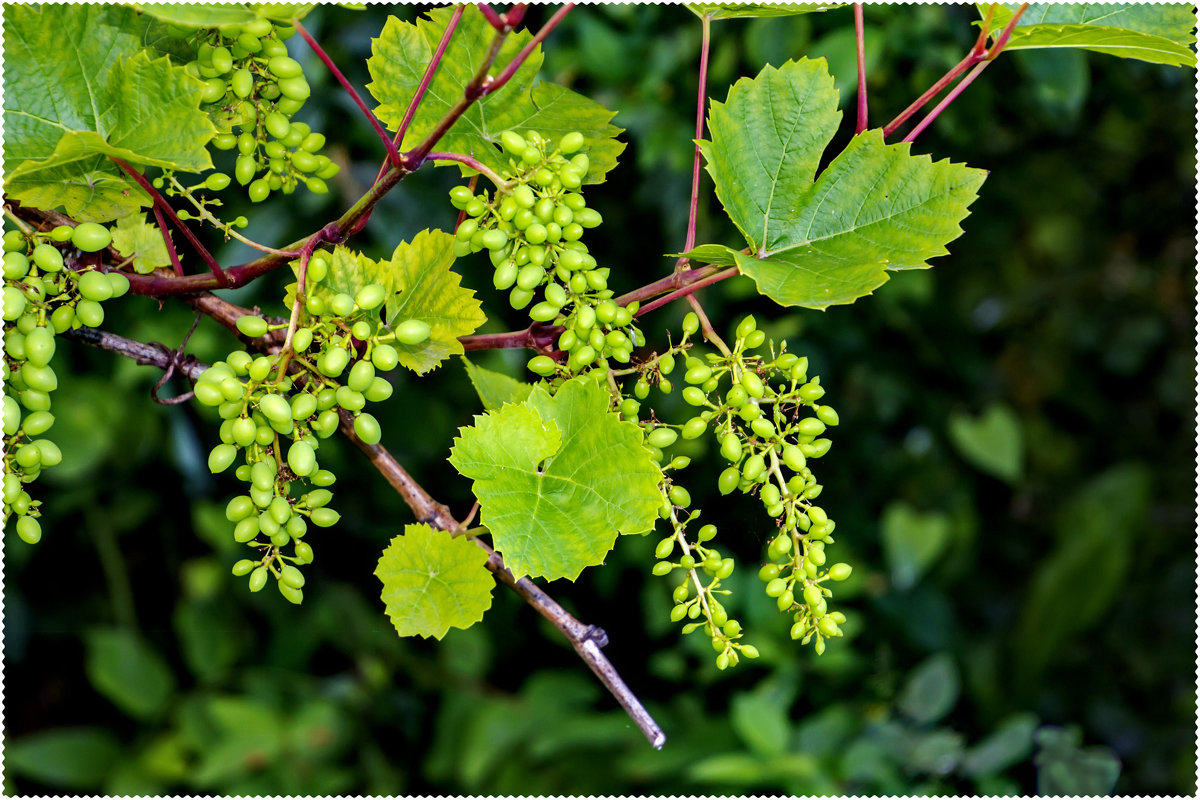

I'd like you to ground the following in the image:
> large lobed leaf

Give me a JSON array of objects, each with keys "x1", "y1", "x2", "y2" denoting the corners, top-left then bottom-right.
[
  {"x1": 449, "y1": 377, "x2": 662, "y2": 581},
  {"x1": 136, "y1": 2, "x2": 316, "y2": 28},
  {"x1": 3, "y1": 5, "x2": 216, "y2": 221},
  {"x1": 367, "y1": 5, "x2": 624, "y2": 184},
  {"x1": 693, "y1": 58, "x2": 986, "y2": 309},
  {"x1": 981, "y1": 3, "x2": 1197, "y2": 67},
  {"x1": 375, "y1": 523, "x2": 495, "y2": 639}
]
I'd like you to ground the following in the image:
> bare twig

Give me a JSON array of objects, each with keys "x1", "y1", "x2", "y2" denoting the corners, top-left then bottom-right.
[{"x1": 68, "y1": 315, "x2": 666, "y2": 749}]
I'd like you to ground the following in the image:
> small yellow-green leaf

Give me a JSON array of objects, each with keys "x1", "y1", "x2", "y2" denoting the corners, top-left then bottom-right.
[
  {"x1": 376, "y1": 523, "x2": 495, "y2": 640},
  {"x1": 461, "y1": 356, "x2": 533, "y2": 410}
]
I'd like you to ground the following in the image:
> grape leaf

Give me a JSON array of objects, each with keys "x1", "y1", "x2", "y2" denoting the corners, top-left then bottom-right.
[
  {"x1": 981, "y1": 3, "x2": 1197, "y2": 67},
  {"x1": 449, "y1": 377, "x2": 662, "y2": 581},
  {"x1": 375, "y1": 523, "x2": 495, "y2": 640},
  {"x1": 112, "y1": 214, "x2": 173, "y2": 275},
  {"x1": 3, "y1": 5, "x2": 215, "y2": 221},
  {"x1": 298, "y1": 245, "x2": 398, "y2": 313},
  {"x1": 136, "y1": 3, "x2": 316, "y2": 27},
  {"x1": 461, "y1": 357, "x2": 534, "y2": 410},
  {"x1": 383, "y1": 230, "x2": 487, "y2": 375},
  {"x1": 367, "y1": 6, "x2": 624, "y2": 184},
  {"x1": 697, "y1": 58, "x2": 986, "y2": 309},
  {"x1": 688, "y1": 3, "x2": 846, "y2": 20}
]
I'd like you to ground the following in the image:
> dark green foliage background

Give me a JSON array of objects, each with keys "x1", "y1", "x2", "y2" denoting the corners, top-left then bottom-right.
[{"x1": 4, "y1": 4, "x2": 1195, "y2": 795}]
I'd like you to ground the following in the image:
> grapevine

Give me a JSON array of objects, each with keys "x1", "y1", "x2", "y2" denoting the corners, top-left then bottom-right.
[{"x1": 2, "y1": 1, "x2": 1191, "y2": 763}]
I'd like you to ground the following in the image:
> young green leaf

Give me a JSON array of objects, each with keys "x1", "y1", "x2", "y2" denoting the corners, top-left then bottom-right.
[
  {"x1": 449, "y1": 377, "x2": 662, "y2": 581},
  {"x1": 383, "y1": 229, "x2": 487, "y2": 375},
  {"x1": 366, "y1": 6, "x2": 624, "y2": 183},
  {"x1": 981, "y1": 3, "x2": 1197, "y2": 67},
  {"x1": 461, "y1": 356, "x2": 534, "y2": 410},
  {"x1": 375, "y1": 523, "x2": 495, "y2": 640},
  {"x1": 698, "y1": 59, "x2": 987, "y2": 309},
  {"x1": 111, "y1": 214, "x2": 173, "y2": 274}
]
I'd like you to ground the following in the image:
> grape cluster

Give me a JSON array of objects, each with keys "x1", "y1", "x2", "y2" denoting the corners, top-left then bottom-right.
[
  {"x1": 2, "y1": 222, "x2": 127, "y2": 543},
  {"x1": 194, "y1": 250, "x2": 430, "y2": 601},
  {"x1": 643, "y1": 313, "x2": 853, "y2": 656},
  {"x1": 185, "y1": 18, "x2": 338, "y2": 202},
  {"x1": 447, "y1": 130, "x2": 644, "y2": 379}
]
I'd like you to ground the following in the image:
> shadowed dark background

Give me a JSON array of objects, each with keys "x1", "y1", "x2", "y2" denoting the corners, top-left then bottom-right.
[{"x1": 4, "y1": 4, "x2": 1195, "y2": 795}]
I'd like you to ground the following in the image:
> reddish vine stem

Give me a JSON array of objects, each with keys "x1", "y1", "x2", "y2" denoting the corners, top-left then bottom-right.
[
  {"x1": 854, "y1": 3, "x2": 868, "y2": 134},
  {"x1": 504, "y1": 3, "x2": 528, "y2": 28},
  {"x1": 400, "y1": 4, "x2": 464, "y2": 142},
  {"x1": 293, "y1": 19, "x2": 403, "y2": 168},
  {"x1": 635, "y1": 266, "x2": 738, "y2": 318},
  {"x1": 484, "y1": 3, "x2": 574, "y2": 97},
  {"x1": 109, "y1": 157, "x2": 229, "y2": 286},
  {"x1": 882, "y1": 2, "x2": 1027, "y2": 140},
  {"x1": 902, "y1": 4, "x2": 1028, "y2": 143},
  {"x1": 151, "y1": 204, "x2": 184, "y2": 277},
  {"x1": 477, "y1": 2, "x2": 504, "y2": 30},
  {"x1": 682, "y1": 13, "x2": 711, "y2": 258},
  {"x1": 428, "y1": 152, "x2": 508, "y2": 187}
]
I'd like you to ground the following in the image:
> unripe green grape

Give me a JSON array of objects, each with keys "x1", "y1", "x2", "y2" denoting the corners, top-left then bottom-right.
[
  {"x1": 231, "y1": 68, "x2": 254, "y2": 98},
  {"x1": 208, "y1": 443, "x2": 238, "y2": 473},
  {"x1": 268, "y1": 495, "x2": 291, "y2": 526},
  {"x1": 265, "y1": 111, "x2": 291, "y2": 140},
  {"x1": 681, "y1": 416, "x2": 707, "y2": 440},
  {"x1": 354, "y1": 413, "x2": 382, "y2": 445},
  {"x1": 232, "y1": 559, "x2": 257, "y2": 576},
  {"x1": 802, "y1": 583, "x2": 823, "y2": 608},
  {"x1": 750, "y1": 417, "x2": 775, "y2": 440},
  {"x1": 23, "y1": 410, "x2": 54, "y2": 437},
  {"x1": 19, "y1": 389, "x2": 51, "y2": 412},
  {"x1": 24, "y1": 327, "x2": 55, "y2": 367},
  {"x1": 278, "y1": 76, "x2": 310, "y2": 101},
  {"x1": 364, "y1": 376, "x2": 393, "y2": 400},
  {"x1": 567, "y1": 345, "x2": 595, "y2": 372},
  {"x1": 652, "y1": 561, "x2": 674, "y2": 577},
  {"x1": 782, "y1": 445, "x2": 806, "y2": 472},
  {"x1": 654, "y1": 537, "x2": 676, "y2": 560},
  {"x1": 287, "y1": 440, "x2": 316, "y2": 476},
  {"x1": 717, "y1": 466, "x2": 740, "y2": 495},
  {"x1": 798, "y1": 381, "x2": 825, "y2": 403},
  {"x1": 575, "y1": 207, "x2": 601, "y2": 228},
  {"x1": 268, "y1": 54, "x2": 303, "y2": 79},
  {"x1": 765, "y1": 577, "x2": 788, "y2": 598},
  {"x1": 310, "y1": 507, "x2": 340, "y2": 527},
  {"x1": 29, "y1": 438, "x2": 60, "y2": 468},
  {"x1": 248, "y1": 178, "x2": 271, "y2": 203},
  {"x1": 684, "y1": 365, "x2": 711, "y2": 385},
  {"x1": 226, "y1": 494, "x2": 256, "y2": 522},
  {"x1": 32, "y1": 243, "x2": 64, "y2": 272},
  {"x1": 2, "y1": 229, "x2": 27, "y2": 251},
  {"x1": 758, "y1": 563, "x2": 781, "y2": 582},
  {"x1": 77, "y1": 270, "x2": 113, "y2": 302},
  {"x1": 761, "y1": 483, "x2": 781, "y2": 508},
  {"x1": 294, "y1": 540, "x2": 314, "y2": 564},
  {"x1": 257, "y1": 507, "x2": 281, "y2": 534},
  {"x1": 236, "y1": 315, "x2": 269, "y2": 338},
  {"x1": 22, "y1": 363, "x2": 57, "y2": 393},
  {"x1": 334, "y1": 386, "x2": 364, "y2": 412},
  {"x1": 768, "y1": 533, "x2": 792, "y2": 559},
  {"x1": 233, "y1": 517, "x2": 260, "y2": 542},
  {"x1": 248, "y1": 566, "x2": 269, "y2": 592},
  {"x1": 528, "y1": 301, "x2": 559, "y2": 322},
  {"x1": 668, "y1": 485, "x2": 691, "y2": 507},
  {"x1": 201, "y1": 78, "x2": 227, "y2": 104},
  {"x1": 2, "y1": 398, "x2": 21, "y2": 436},
  {"x1": 527, "y1": 355, "x2": 557, "y2": 376},
  {"x1": 106, "y1": 272, "x2": 130, "y2": 298},
  {"x1": 305, "y1": 488, "x2": 334, "y2": 508},
  {"x1": 719, "y1": 433, "x2": 742, "y2": 462},
  {"x1": 797, "y1": 417, "x2": 826, "y2": 437},
  {"x1": 744, "y1": 329, "x2": 766, "y2": 349},
  {"x1": 318, "y1": 347, "x2": 350, "y2": 378},
  {"x1": 2, "y1": 286, "x2": 26, "y2": 320},
  {"x1": 828, "y1": 563, "x2": 852, "y2": 581},
  {"x1": 278, "y1": 563, "x2": 305, "y2": 589},
  {"x1": 15, "y1": 515, "x2": 41, "y2": 544},
  {"x1": 394, "y1": 319, "x2": 431, "y2": 345},
  {"x1": 370, "y1": 344, "x2": 399, "y2": 372},
  {"x1": 741, "y1": 370, "x2": 765, "y2": 398},
  {"x1": 352, "y1": 282, "x2": 385, "y2": 311},
  {"x1": 647, "y1": 427, "x2": 678, "y2": 449}
]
